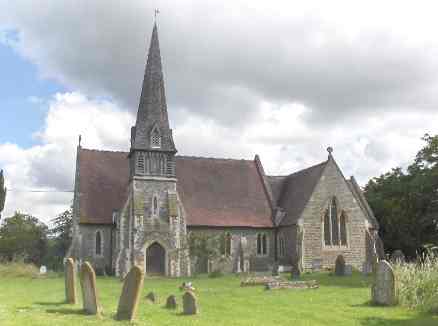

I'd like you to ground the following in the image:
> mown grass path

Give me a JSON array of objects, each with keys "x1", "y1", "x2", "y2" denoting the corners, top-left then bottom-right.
[{"x1": 0, "y1": 272, "x2": 436, "y2": 325}]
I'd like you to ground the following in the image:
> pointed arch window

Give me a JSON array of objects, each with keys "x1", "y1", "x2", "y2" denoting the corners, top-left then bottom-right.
[
  {"x1": 257, "y1": 233, "x2": 268, "y2": 256},
  {"x1": 152, "y1": 195, "x2": 159, "y2": 217},
  {"x1": 150, "y1": 126, "x2": 161, "y2": 148},
  {"x1": 323, "y1": 197, "x2": 348, "y2": 247},
  {"x1": 279, "y1": 235, "x2": 286, "y2": 257},
  {"x1": 95, "y1": 230, "x2": 103, "y2": 256},
  {"x1": 221, "y1": 232, "x2": 232, "y2": 256}
]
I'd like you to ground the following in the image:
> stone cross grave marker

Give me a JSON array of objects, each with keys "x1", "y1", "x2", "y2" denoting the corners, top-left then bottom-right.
[
  {"x1": 80, "y1": 262, "x2": 102, "y2": 316},
  {"x1": 372, "y1": 260, "x2": 396, "y2": 306},
  {"x1": 116, "y1": 265, "x2": 144, "y2": 321},
  {"x1": 335, "y1": 255, "x2": 346, "y2": 276},
  {"x1": 65, "y1": 258, "x2": 77, "y2": 304},
  {"x1": 182, "y1": 291, "x2": 198, "y2": 315},
  {"x1": 165, "y1": 295, "x2": 177, "y2": 309}
]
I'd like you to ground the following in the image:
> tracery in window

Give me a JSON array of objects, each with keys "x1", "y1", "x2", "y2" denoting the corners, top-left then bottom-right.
[
  {"x1": 323, "y1": 197, "x2": 348, "y2": 247},
  {"x1": 279, "y1": 236, "x2": 286, "y2": 257},
  {"x1": 257, "y1": 233, "x2": 268, "y2": 256}
]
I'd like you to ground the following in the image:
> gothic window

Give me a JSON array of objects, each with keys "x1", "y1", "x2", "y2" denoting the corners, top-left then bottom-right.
[
  {"x1": 340, "y1": 212, "x2": 348, "y2": 246},
  {"x1": 150, "y1": 126, "x2": 161, "y2": 148},
  {"x1": 323, "y1": 197, "x2": 348, "y2": 247},
  {"x1": 137, "y1": 152, "x2": 145, "y2": 174},
  {"x1": 152, "y1": 195, "x2": 158, "y2": 217},
  {"x1": 257, "y1": 233, "x2": 268, "y2": 256},
  {"x1": 279, "y1": 236, "x2": 286, "y2": 257},
  {"x1": 225, "y1": 233, "x2": 232, "y2": 256},
  {"x1": 95, "y1": 230, "x2": 103, "y2": 256}
]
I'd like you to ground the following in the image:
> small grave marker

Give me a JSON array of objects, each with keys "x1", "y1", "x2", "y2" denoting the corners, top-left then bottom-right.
[
  {"x1": 145, "y1": 291, "x2": 157, "y2": 303},
  {"x1": 165, "y1": 295, "x2": 177, "y2": 309},
  {"x1": 39, "y1": 265, "x2": 47, "y2": 274},
  {"x1": 335, "y1": 255, "x2": 346, "y2": 276},
  {"x1": 182, "y1": 291, "x2": 198, "y2": 315},
  {"x1": 65, "y1": 258, "x2": 77, "y2": 304}
]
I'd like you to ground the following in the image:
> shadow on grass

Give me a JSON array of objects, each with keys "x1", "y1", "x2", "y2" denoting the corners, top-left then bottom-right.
[
  {"x1": 359, "y1": 316, "x2": 437, "y2": 326},
  {"x1": 35, "y1": 301, "x2": 68, "y2": 307},
  {"x1": 46, "y1": 308, "x2": 86, "y2": 316}
]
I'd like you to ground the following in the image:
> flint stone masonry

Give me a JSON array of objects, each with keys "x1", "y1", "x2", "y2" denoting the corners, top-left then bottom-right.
[
  {"x1": 335, "y1": 255, "x2": 346, "y2": 276},
  {"x1": 65, "y1": 258, "x2": 77, "y2": 304},
  {"x1": 372, "y1": 260, "x2": 396, "y2": 306},
  {"x1": 266, "y1": 280, "x2": 319, "y2": 290},
  {"x1": 165, "y1": 295, "x2": 177, "y2": 309},
  {"x1": 116, "y1": 266, "x2": 144, "y2": 321},
  {"x1": 80, "y1": 262, "x2": 102, "y2": 316},
  {"x1": 182, "y1": 291, "x2": 198, "y2": 315}
]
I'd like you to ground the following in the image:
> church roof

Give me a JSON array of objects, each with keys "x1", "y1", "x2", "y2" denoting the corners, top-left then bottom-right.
[
  {"x1": 267, "y1": 161, "x2": 328, "y2": 226},
  {"x1": 77, "y1": 148, "x2": 274, "y2": 227}
]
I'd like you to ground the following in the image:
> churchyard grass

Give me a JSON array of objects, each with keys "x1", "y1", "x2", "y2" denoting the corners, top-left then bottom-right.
[{"x1": 0, "y1": 271, "x2": 437, "y2": 325}]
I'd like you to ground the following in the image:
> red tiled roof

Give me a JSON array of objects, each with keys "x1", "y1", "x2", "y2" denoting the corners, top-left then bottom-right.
[{"x1": 77, "y1": 149, "x2": 274, "y2": 227}]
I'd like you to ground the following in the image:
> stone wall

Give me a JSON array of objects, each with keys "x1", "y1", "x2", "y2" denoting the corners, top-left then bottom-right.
[
  {"x1": 277, "y1": 225, "x2": 297, "y2": 266},
  {"x1": 77, "y1": 224, "x2": 114, "y2": 274},
  {"x1": 300, "y1": 158, "x2": 367, "y2": 270},
  {"x1": 187, "y1": 227, "x2": 275, "y2": 273}
]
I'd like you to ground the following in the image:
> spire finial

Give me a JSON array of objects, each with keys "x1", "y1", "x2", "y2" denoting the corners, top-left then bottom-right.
[
  {"x1": 78, "y1": 135, "x2": 82, "y2": 147},
  {"x1": 154, "y1": 8, "x2": 160, "y2": 22},
  {"x1": 327, "y1": 146, "x2": 333, "y2": 157}
]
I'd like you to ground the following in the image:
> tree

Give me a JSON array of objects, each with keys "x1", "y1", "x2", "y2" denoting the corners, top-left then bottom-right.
[
  {"x1": 0, "y1": 212, "x2": 49, "y2": 265},
  {"x1": 364, "y1": 134, "x2": 438, "y2": 258},
  {"x1": 187, "y1": 232, "x2": 225, "y2": 273},
  {"x1": 0, "y1": 170, "x2": 6, "y2": 220}
]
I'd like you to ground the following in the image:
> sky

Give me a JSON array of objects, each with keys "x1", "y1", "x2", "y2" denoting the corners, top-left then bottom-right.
[{"x1": 1, "y1": 0, "x2": 438, "y2": 225}]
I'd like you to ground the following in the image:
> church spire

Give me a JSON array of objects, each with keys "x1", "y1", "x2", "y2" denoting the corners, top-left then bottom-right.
[{"x1": 131, "y1": 22, "x2": 176, "y2": 153}]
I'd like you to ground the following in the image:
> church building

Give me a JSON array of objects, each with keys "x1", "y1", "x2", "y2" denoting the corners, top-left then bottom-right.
[{"x1": 67, "y1": 23, "x2": 380, "y2": 277}]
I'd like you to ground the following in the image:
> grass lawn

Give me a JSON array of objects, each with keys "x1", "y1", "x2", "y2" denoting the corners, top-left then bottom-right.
[{"x1": 0, "y1": 272, "x2": 437, "y2": 325}]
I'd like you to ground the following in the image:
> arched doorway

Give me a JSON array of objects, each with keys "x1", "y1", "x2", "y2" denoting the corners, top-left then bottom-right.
[{"x1": 146, "y1": 242, "x2": 166, "y2": 276}]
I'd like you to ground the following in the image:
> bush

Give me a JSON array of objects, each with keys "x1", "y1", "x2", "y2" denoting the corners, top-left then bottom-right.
[
  {"x1": 393, "y1": 252, "x2": 438, "y2": 313},
  {"x1": 208, "y1": 270, "x2": 224, "y2": 278},
  {"x1": 0, "y1": 261, "x2": 40, "y2": 278}
]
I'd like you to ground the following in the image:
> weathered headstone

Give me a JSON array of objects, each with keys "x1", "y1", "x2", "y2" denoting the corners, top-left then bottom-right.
[
  {"x1": 371, "y1": 260, "x2": 396, "y2": 306},
  {"x1": 390, "y1": 250, "x2": 406, "y2": 264},
  {"x1": 39, "y1": 265, "x2": 47, "y2": 274},
  {"x1": 335, "y1": 255, "x2": 346, "y2": 276},
  {"x1": 182, "y1": 291, "x2": 198, "y2": 315},
  {"x1": 80, "y1": 262, "x2": 102, "y2": 316},
  {"x1": 146, "y1": 291, "x2": 157, "y2": 303},
  {"x1": 165, "y1": 295, "x2": 177, "y2": 309},
  {"x1": 344, "y1": 265, "x2": 353, "y2": 276},
  {"x1": 116, "y1": 265, "x2": 144, "y2": 321},
  {"x1": 311, "y1": 259, "x2": 322, "y2": 272},
  {"x1": 291, "y1": 265, "x2": 301, "y2": 280},
  {"x1": 65, "y1": 258, "x2": 77, "y2": 304}
]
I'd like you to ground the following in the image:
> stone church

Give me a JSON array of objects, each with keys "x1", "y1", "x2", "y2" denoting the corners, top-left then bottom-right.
[{"x1": 67, "y1": 23, "x2": 380, "y2": 277}]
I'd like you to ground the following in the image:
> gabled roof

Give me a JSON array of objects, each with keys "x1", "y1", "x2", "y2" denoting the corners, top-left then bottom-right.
[
  {"x1": 78, "y1": 149, "x2": 130, "y2": 224},
  {"x1": 268, "y1": 161, "x2": 328, "y2": 226},
  {"x1": 347, "y1": 176, "x2": 379, "y2": 229},
  {"x1": 76, "y1": 148, "x2": 273, "y2": 227}
]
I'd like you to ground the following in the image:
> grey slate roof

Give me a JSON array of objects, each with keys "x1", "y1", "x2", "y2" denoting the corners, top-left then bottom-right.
[
  {"x1": 132, "y1": 23, "x2": 176, "y2": 153},
  {"x1": 268, "y1": 161, "x2": 328, "y2": 226}
]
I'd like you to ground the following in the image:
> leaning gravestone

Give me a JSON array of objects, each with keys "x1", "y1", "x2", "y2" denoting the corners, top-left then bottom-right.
[
  {"x1": 182, "y1": 291, "x2": 198, "y2": 315},
  {"x1": 391, "y1": 250, "x2": 406, "y2": 264},
  {"x1": 80, "y1": 262, "x2": 102, "y2": 316},
  {"x1": 335, "y1": 255, "x2": 346, "y2": 276},
  {"x1": 116, "y1": 265, "x2": 144, "y2": 321},
  {"x1": 371, "y1": 260, "x2": 396, "y2": 306},
  {"x1": 65, "y1": 258, "x2": 77, "y2": 304},
  {"x1": 165, "y1": 295, "x2": 177, "y2": 309}
]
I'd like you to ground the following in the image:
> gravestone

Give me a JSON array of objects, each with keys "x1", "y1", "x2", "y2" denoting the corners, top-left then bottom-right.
[
  {"x1": 165, "y1": 295, "x2": 177, "y2": 309},
  {"x1": 291, "y1": 265, "x2": 301, "y2": 280},
  {"x1": 39, "y1": 265, "x2": 47, "y2": 274},
  {"x1": 371, "y1": 260, "x2": 396, "y2": 306},
  {"x1": 311, "y1": 259, "x2": 322, "y2": 272},
  {"x1": 65, "y1": 258, "x2": 77, "y2": 304},
  {"x1": 391, "y1": 250, "x2": 406, "y2": 264},
  {"x1": 146, "y1": 291, "x2": 157, "y2": 303},
  {"x1": 182, "y1": 291, "x2": 198, "y2": 315},
  {"x1": 344, "y1": 265, "x2": 353, "y2": 276},
  {"x1": 116, "y1": 265, "x2": 144, "y2": 321},
  {"x1": 335, "y1": 255, "x2": 346, "y2": 276},
  {"x1": 80, "y1": 262, "x2": 102, "y2": 316}
]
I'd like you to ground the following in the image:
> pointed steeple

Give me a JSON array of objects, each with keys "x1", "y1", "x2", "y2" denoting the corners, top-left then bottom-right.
[{"x1": 131, "y1": 23, "x2": 176, "y2": 153}]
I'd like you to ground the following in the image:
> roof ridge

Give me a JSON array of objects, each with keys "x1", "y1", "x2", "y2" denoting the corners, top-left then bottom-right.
[
  {"x1": 176, "y1": 155, "x2": 253, "y2": 162},
  {"x1": 287, "y1": 160, "x2": 328, "y2": 178},
  {"x1": 80, "y1": 147, "x2": 129, "y2": 154}
]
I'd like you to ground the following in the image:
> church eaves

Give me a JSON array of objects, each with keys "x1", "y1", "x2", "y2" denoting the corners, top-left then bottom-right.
[{"x1": 131, "y1": 23, "x2": 176, "y2": 153}]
